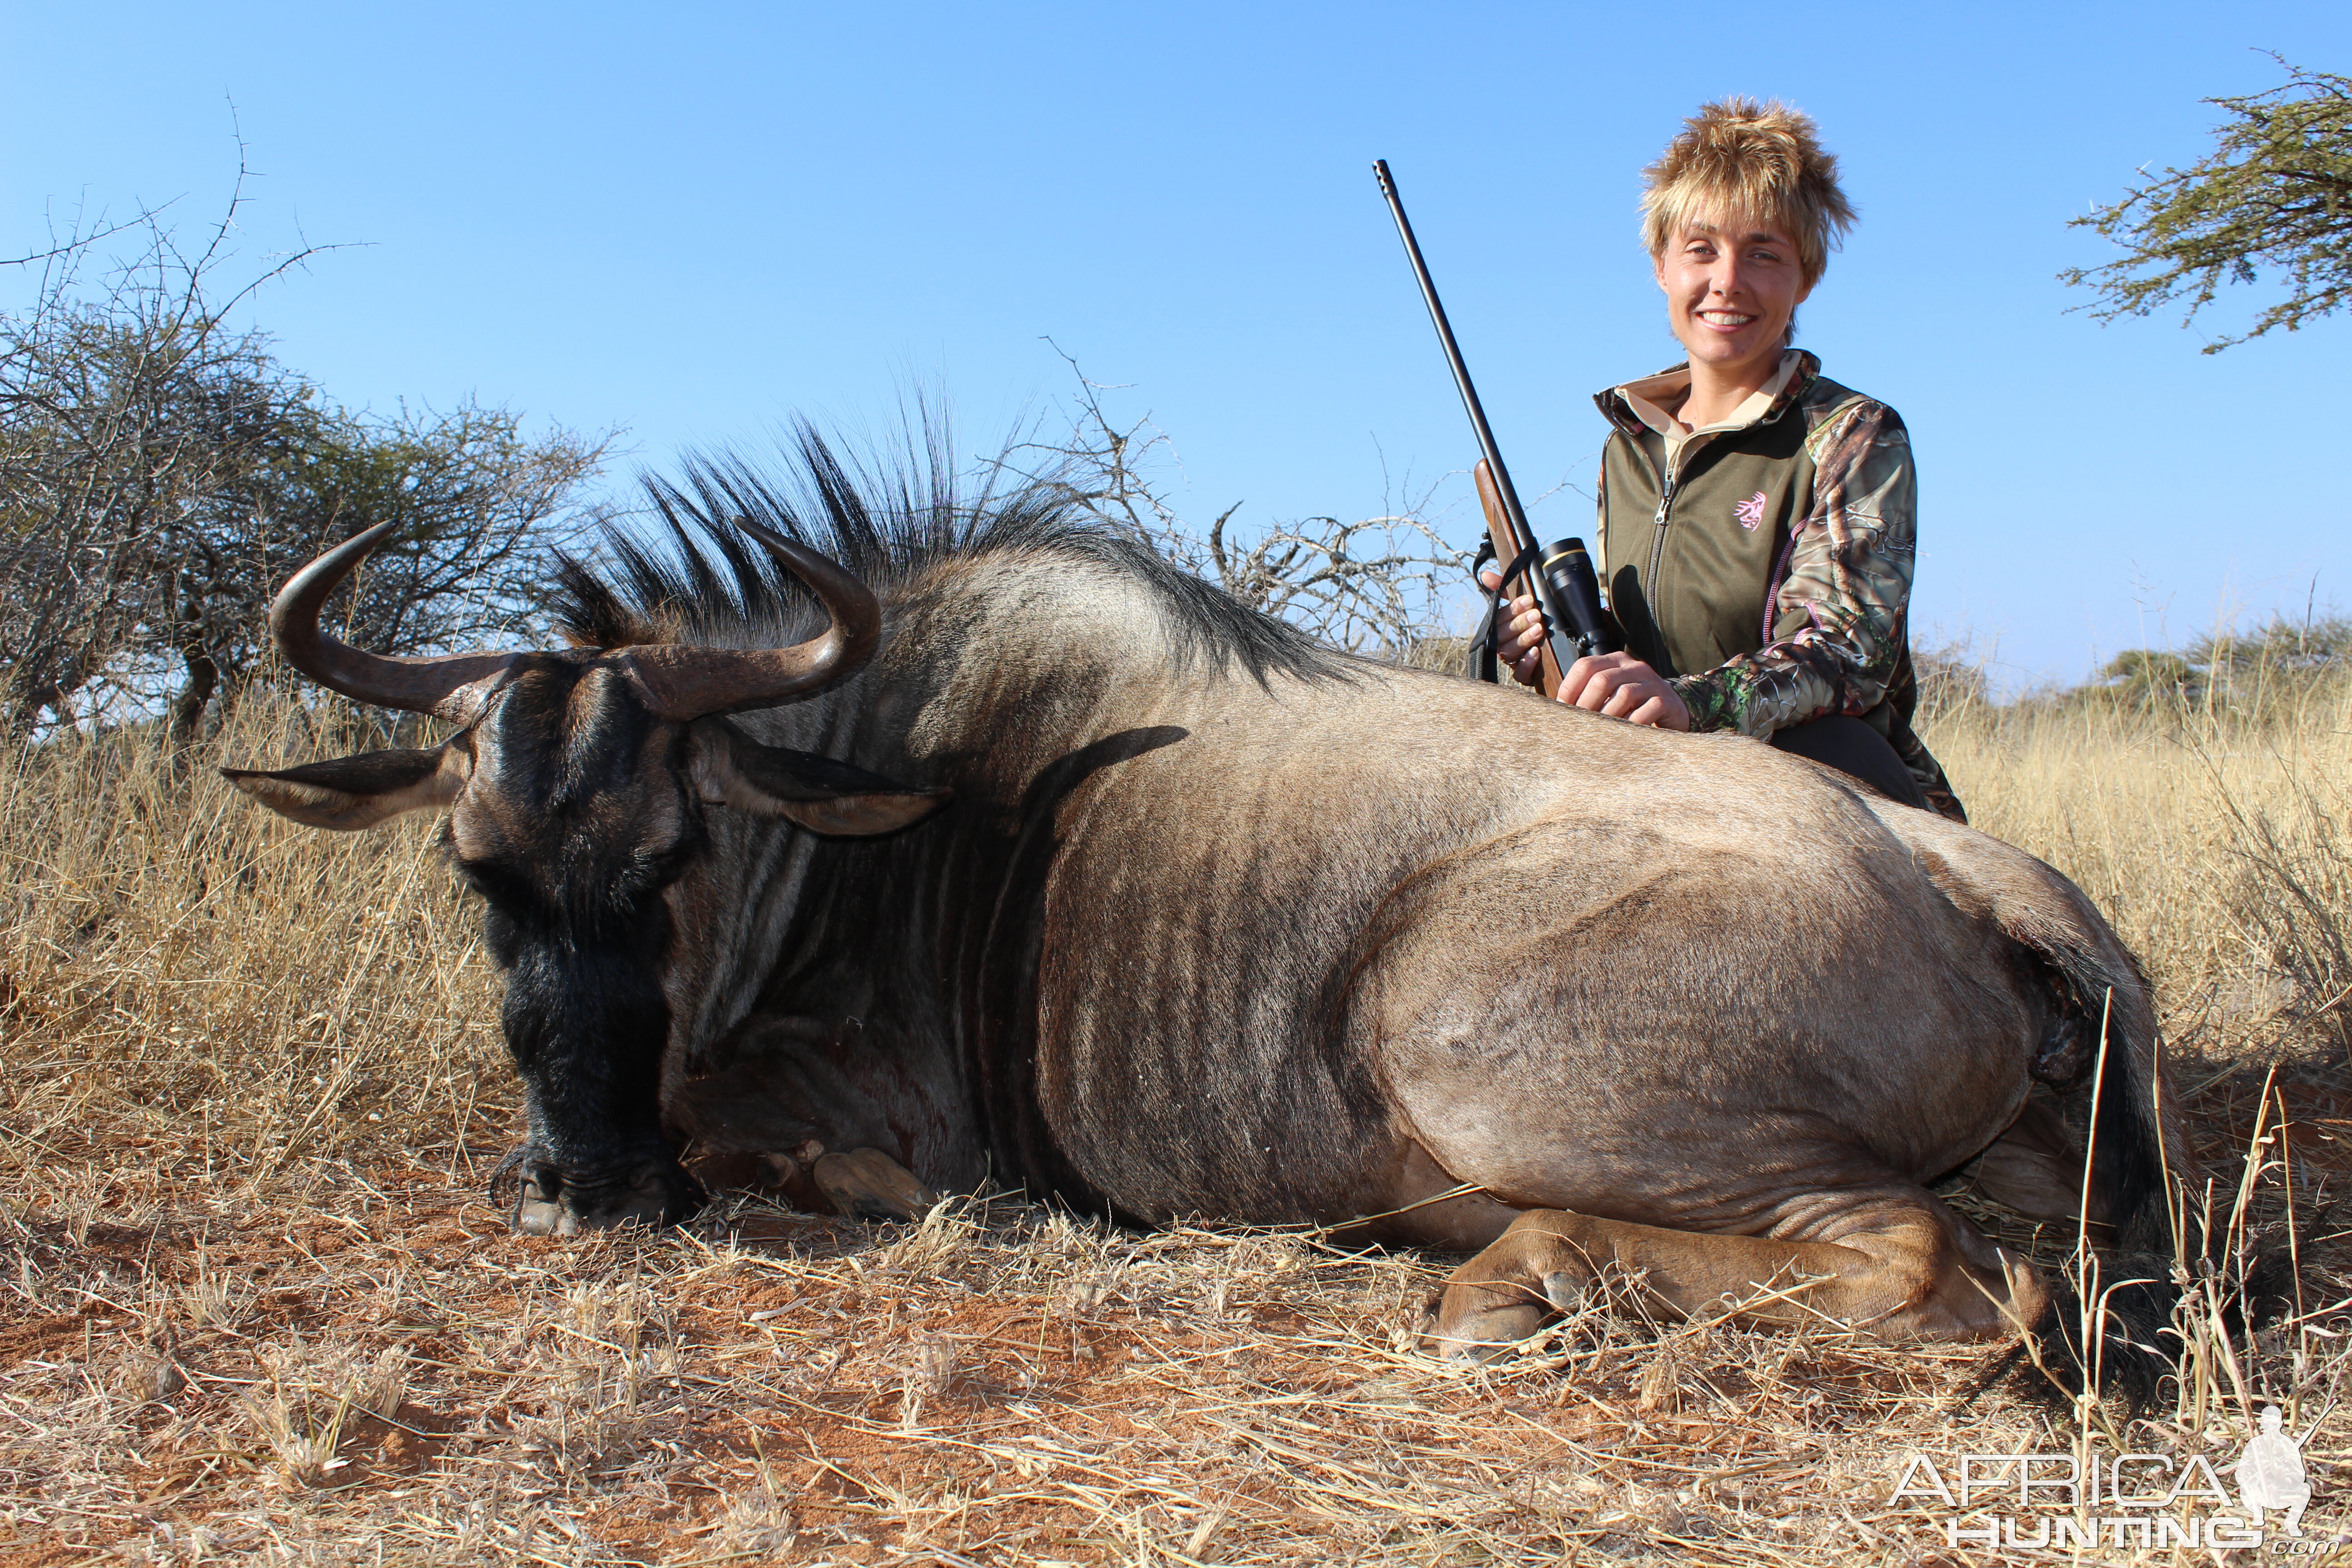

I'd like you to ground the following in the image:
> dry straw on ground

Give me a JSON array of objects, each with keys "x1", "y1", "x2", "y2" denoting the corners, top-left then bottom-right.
[{"x1": 2, "y1": 677, "x2": 2349, "y2": 1565}]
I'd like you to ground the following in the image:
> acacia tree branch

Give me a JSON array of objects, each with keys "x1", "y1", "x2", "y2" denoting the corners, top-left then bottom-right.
[
  {"x1": 1, "y1": 139, "x2": 591, "y2": 743},
  {"x1": 2062, "y1": 55, "x2": 2352, "y2": 350}
]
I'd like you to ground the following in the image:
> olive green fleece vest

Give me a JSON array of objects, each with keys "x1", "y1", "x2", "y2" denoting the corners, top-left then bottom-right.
[
  {"x1": 1591, "y1": 363, "x2": 1957, "y2": 817},
  {"x1": 1597, "y1": 378, "x2": 1865, "y2": 681}
]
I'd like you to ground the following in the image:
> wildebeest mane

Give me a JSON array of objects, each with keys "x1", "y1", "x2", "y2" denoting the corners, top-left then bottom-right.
[{"x1": 552, "y1": 426, "x2": 1344, "y2": 686}]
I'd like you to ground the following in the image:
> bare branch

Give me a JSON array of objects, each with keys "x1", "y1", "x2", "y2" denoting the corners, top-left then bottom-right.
[
  {"x1": 0, "y1": 155, "x2": 599, "y2": 744},
  {"x1": 1020, "y1": 353, "x2": 1474, "y2": 665}
]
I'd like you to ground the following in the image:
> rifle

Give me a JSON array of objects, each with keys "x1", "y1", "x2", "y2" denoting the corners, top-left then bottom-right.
[{"x1": 1372, "y1": 159, "x2": 1616, "y2": 696}]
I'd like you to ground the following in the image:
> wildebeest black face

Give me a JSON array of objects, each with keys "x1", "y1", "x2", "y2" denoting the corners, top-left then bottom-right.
[{"x1": 224, "y1": 518, "x2": 947, "y2": 1235}]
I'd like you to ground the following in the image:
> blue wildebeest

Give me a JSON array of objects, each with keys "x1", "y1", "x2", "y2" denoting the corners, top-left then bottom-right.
[{"x1": 225, "y1": 439, "x2": 2216, "y2": 1391}]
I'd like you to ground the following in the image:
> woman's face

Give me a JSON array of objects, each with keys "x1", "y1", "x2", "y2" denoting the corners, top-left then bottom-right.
[{"x1": 1651, "y1": 212, "x2": 1813, "y2": 377}]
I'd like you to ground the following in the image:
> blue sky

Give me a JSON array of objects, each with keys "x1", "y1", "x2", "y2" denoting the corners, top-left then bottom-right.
[{"x1": 5, "y1": 1, "x2": 2346, "y2": 687}]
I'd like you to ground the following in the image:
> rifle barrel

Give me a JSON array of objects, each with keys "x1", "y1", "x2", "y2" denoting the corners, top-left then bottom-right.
[{"x1": 1373, "y1": 159, "x2": 1579, "y2": 673}]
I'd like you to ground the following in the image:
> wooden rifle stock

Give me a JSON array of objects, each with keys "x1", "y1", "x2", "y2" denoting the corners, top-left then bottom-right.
[{"x1": 1474, "y1": 460, "x2": 1565, "y2": 696}]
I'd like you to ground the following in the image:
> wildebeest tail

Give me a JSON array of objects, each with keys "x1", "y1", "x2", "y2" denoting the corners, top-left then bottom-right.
[
  {"x1": 2060, "y1": 946, "x2": 2172, "y2": 1259},
  {"x1": 1995, "y1": 901, "x2": 2184, "y2": 1413},
  {"x1": 1982, "y1": 898, "x2": 2301, "y2": 1416}
]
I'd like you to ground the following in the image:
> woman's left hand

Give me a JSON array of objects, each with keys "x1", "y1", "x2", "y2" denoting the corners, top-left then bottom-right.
[
  {"x1": 1475, "y1": 568, "x2": 1689, "y2": 729},
  {"x1": 1561, "y1": 652, "x2": 1691, "y2": 730}
]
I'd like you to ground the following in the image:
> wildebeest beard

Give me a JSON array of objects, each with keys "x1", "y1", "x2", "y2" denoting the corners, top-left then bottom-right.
[{"x1": 492, "y1": 908, "x2": 693, "y2": 1232}]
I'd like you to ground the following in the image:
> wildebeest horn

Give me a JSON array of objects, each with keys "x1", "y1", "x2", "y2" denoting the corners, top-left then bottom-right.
[
  {"x1": 271, "y1": 514, "x2": 882, "y2": 722},
  {"x1": 617, "y1": 514, "x2": 883, "y2": 720},
  {"x1": 270, "y1": 518, "x2": 520, "y2": 720}
]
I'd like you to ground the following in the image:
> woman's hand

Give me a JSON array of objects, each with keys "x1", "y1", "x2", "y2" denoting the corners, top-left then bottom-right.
[
  {"x1": 1560, "y1": 651, "x2": 1690, "y2": 730},
  {"x1": 1475, "y1": 569, "x2": 1690, "y2": 730},
  {"x1": 1477, "y1": 569, "x2": 1548, "y2": 687}
]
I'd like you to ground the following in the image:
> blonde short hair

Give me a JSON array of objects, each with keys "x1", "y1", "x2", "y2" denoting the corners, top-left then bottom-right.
[{"x1": 1640, "y1": 98, "x2": 1855, "y2": 287}]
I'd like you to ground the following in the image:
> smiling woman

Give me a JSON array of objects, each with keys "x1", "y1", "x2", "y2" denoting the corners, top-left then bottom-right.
[{"x1": 1486, "y1": 97, "x2": 1962, "y2": 820}]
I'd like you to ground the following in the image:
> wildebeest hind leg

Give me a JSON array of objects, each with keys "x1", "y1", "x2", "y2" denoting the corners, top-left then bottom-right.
[
  {"x1": 1951, "y1": 1088, "x2": 2109, "y2": 1229},
  {"x1": 1423, "y1": 1200, "x2": 2048, "y2": 1361}
]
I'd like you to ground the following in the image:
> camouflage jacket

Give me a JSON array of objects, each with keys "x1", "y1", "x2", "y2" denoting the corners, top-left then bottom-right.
[{"x1": 1593, "y1": 352, "x2": 1963, "y2": 820}]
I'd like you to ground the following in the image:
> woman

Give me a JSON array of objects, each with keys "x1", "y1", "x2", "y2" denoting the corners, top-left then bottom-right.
[{"x1": 1485, "y1": 98, "x2": 1962, "y2": 820}]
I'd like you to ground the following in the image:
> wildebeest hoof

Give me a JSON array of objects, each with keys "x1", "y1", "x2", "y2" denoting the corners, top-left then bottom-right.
[
  {"x1": 1418, "y1": 1294, "x2": 1558, "y2": 1363},
  {"x1": 514, "y1": 1181, "x2": 577, "y2": 1238},
  {"x1": 496, "y1": 1147, "x2": 704, "y2": 1235},
  {"x1": 1422, "y1": 1231, "x2": 1592, "y2": 1362},
  {"x1": 812, "y1": 1148, "x2": 936, "y2": 1220}
]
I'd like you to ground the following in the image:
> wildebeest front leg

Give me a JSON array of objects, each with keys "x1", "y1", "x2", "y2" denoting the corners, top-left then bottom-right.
[
  {"x1": 1424, "y1": 1203, "x2": 2048, "y2": 1360},
  {"x1": 679, "y1": 1143, "x2": 937, "y2": 1220},
  {"x1": 663, "y1": 1009, "x2": 973, "y2": 1220},
  {"x1": 812, "y1": 1150, "x2": 938, "y2": 1220}
]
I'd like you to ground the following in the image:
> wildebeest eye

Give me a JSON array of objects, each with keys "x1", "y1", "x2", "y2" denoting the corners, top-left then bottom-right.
[
  {"x1": 635, "y1": 839, "x2": 704, "y2": 888},
  {"x1": 455, "y1": 859, "x2": 532, "y2": 908}
]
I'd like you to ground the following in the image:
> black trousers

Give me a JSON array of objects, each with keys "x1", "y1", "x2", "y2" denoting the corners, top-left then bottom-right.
[{"x1": 1767, "y1": 715, "x2": 1930, "y2": 810}]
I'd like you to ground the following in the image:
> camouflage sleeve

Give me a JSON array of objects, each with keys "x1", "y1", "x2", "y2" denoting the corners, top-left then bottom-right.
[{"x1": 1671, "y1": 402, "x2": 1916, "y2": 738}]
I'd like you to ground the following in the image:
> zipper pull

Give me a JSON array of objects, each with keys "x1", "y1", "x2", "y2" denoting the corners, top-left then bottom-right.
[{"x1": 1648, "y1": 466, "x2": 1679, "y2": 585}]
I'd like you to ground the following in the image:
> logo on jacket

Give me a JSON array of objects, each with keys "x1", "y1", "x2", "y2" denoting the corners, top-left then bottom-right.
[{"x1": 1735, "y1": 491, "x2": 1769, "y2": 530}]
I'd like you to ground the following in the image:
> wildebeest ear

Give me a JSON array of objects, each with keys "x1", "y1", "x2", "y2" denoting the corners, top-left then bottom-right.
[
  {"x1": 221, "y1": 744, "x2": 469, "y2": 831},
  {"x1": 692, "y1": 722, "x2": 950, "y2": 836}
]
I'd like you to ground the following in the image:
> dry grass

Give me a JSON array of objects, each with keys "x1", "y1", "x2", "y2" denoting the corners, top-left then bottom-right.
[
  {"x1": 2, "y1": 681, "x2": 2350, "y2": 1564},
  {"x1": 1933, "y1": 690, "x2": 2352, "y2": 1057}
]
